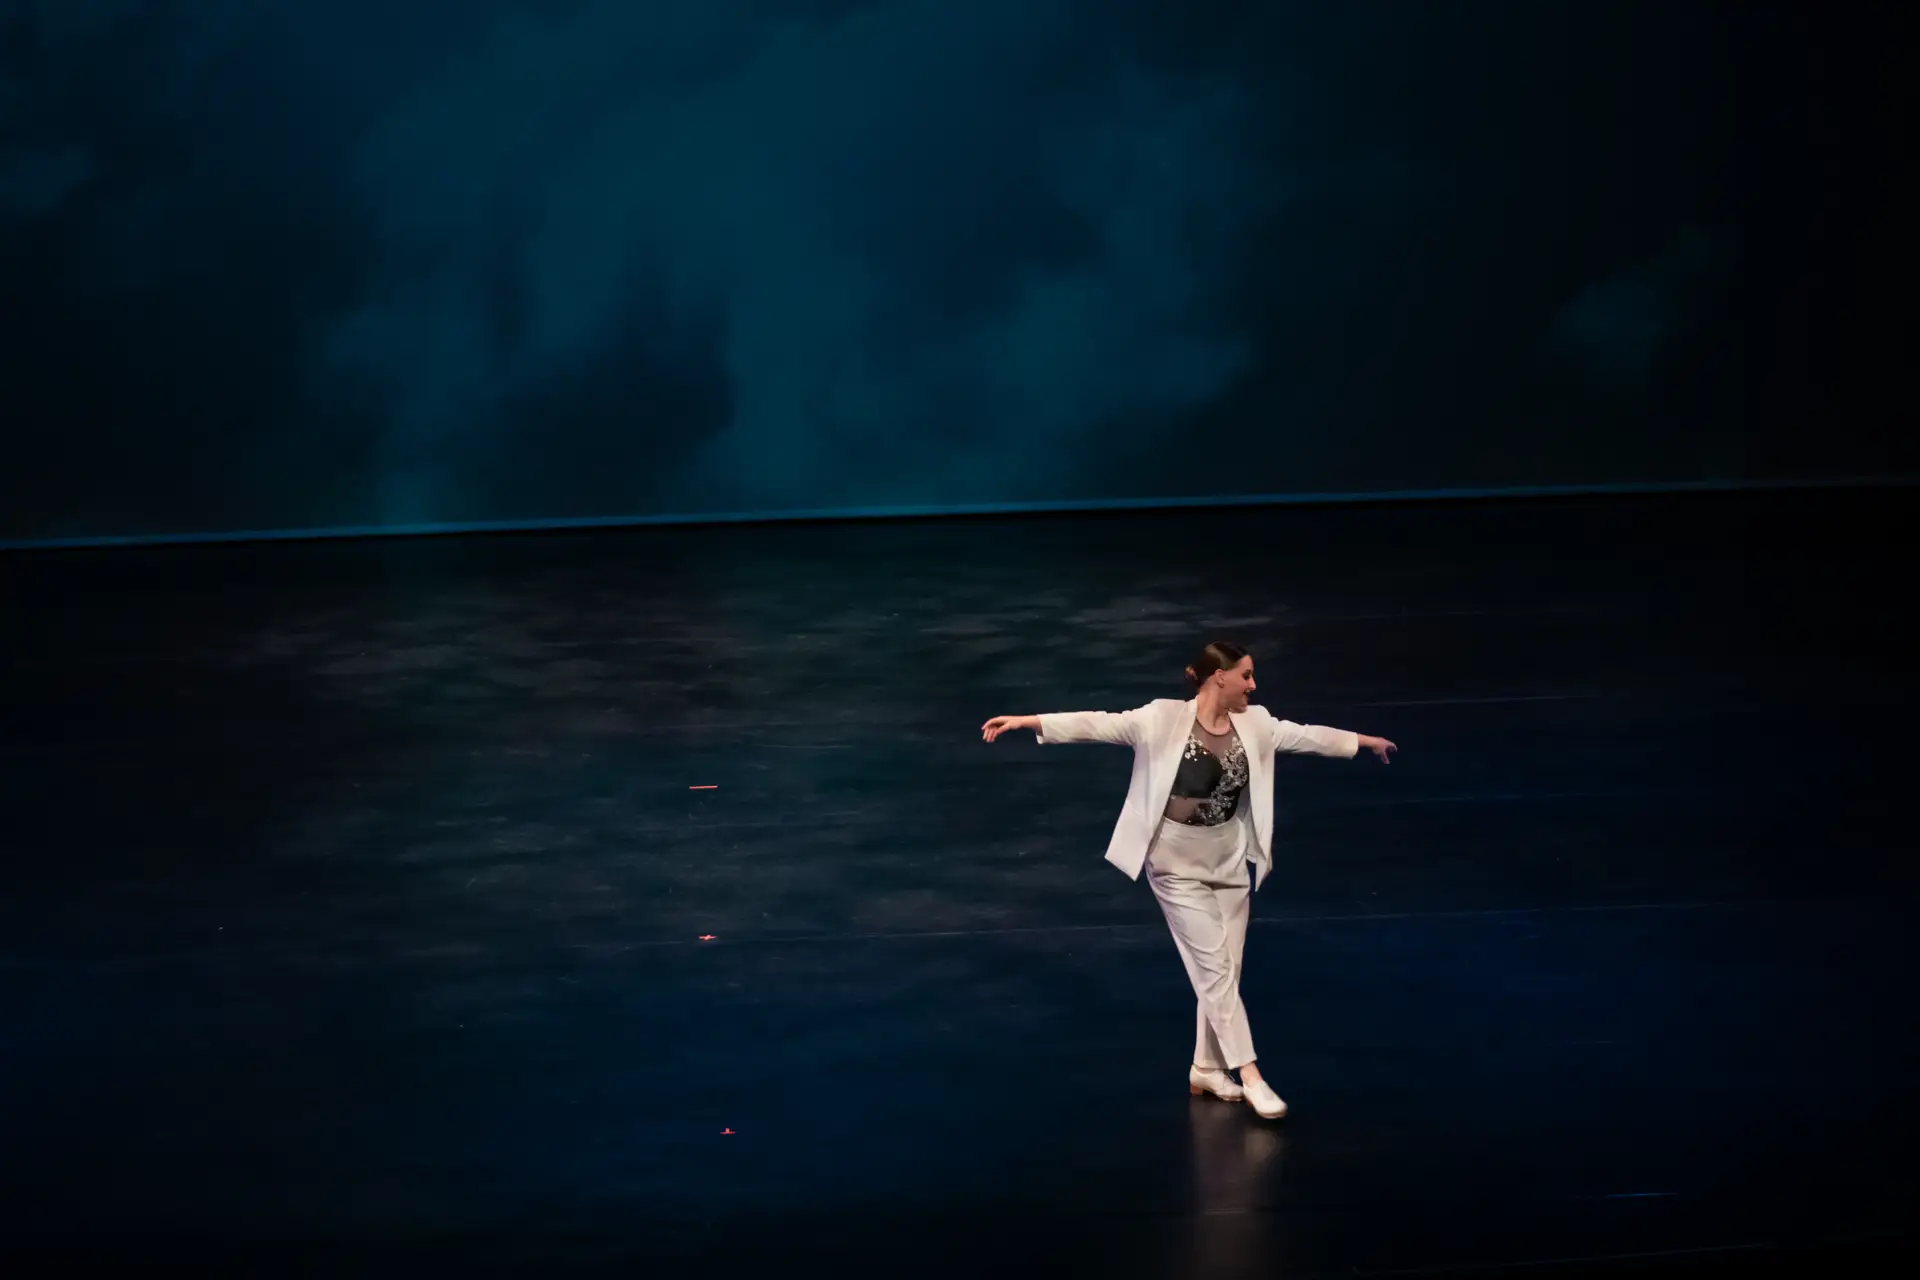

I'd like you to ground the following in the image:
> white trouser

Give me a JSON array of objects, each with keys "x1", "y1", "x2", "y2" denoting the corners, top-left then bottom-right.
[{"x1": 1145, "y1": 815, "x2": 1256, "y2": 1071}]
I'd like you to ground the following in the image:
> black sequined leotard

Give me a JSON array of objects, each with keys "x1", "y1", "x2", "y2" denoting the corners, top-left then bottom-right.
[{"x1": 1164, "y1": 721, "x2": 1247, "y2": 827}]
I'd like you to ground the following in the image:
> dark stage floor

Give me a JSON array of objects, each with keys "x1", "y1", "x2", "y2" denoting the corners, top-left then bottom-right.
[{"x1": 1, "y1": 489, "x2": 1913, "y2": 1277}]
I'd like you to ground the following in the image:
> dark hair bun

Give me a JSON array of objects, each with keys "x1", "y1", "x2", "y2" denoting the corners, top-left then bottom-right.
[{"x1": 1186, "y1": 641, "x2": 1249, "y2": 688}]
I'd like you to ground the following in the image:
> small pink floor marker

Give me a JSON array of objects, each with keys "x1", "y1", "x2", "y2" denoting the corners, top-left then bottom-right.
[
  {"x1": 721, "y1": 1128, "x2": 735, "y2": 1135},
  {"x1": 698, "y1": 934, "x2": 716, "y2": 941},
  {"x1": 689, "y1": 785, "x2": 718, "y2": 790}
]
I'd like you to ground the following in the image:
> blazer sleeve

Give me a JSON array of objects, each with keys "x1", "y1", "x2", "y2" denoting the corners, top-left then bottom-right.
[
  {"x1": 1259, "y1": 707, "x2": 1360, "y2": 758},
  {"x1": 1034, "y1": 707, "x2": 1148, "y2": 748}
]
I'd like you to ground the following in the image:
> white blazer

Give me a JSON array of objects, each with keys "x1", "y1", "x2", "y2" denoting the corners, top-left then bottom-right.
[{"x1": 1035, "y1": 699, "x2": 1358, "y2": 890}]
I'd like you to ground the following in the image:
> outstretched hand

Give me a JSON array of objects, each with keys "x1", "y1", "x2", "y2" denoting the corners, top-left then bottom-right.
[
  {"x1": 981, "y1": 714, "x2": 1037, "y2": 742},
  {"x1": 1358, "y1": 734, "x2": 1397, "y2": 763}
]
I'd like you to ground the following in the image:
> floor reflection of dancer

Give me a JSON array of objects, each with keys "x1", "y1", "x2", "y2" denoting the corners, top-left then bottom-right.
[{"x1": 981, "y1": 642, "x2": 1396, "y2": 1120}]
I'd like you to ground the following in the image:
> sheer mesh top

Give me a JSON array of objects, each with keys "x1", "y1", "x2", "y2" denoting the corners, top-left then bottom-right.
[{"x1": 1164, "y1": 720, "x2": 1248, "y2": 827}]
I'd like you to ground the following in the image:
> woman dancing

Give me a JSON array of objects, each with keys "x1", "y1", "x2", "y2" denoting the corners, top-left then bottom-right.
[{"x1": 980, "y1": 641, "x2": 1396, "y2": 1120}]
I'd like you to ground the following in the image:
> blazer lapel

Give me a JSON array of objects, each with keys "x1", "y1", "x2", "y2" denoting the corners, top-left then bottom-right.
[
  {"x1": 1169, "y1": 699, "x2": 1199, "y2": 758},
  {"x1": 1228, "y1": 708, "x2": 1267, "y2": 797},
  {"x1": 1151, "y1": 700, "x2": 1199, "y2": 783}
]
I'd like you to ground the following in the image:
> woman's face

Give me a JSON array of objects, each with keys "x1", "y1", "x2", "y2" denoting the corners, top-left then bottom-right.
[{"x1": 1213, "y1": 657, "x2": 1256, "y2": 711}]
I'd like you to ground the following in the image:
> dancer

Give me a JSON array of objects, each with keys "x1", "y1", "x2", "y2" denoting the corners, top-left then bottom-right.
[{"x1": 980, "y1": 641, "x2": 1395, "y2": 1120}]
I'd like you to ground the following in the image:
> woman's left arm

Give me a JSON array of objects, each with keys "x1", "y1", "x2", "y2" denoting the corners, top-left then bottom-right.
[{"x1": 1261, "y1": 709, "x2": 1396, "y2": 762}]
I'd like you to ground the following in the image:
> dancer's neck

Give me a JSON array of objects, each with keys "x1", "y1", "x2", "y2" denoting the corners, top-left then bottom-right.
[{"x1": 1193, "y1": 691, "x2": 1234, "y2": 732}]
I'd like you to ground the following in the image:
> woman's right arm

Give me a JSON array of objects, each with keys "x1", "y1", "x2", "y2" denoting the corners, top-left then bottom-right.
[{"x1": 980, "y1": 709, "x2": 1143, "y2": 747}]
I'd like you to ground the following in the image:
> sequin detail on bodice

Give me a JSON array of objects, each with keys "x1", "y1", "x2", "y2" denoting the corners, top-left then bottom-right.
[{"x1": 1164, "y1": 723, "x2": 1248, "y2": 827}]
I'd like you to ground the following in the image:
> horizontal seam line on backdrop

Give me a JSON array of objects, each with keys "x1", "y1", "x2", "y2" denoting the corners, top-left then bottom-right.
[{"x1": 3, "y1": 475, "x2": 1914, "y2": 552}]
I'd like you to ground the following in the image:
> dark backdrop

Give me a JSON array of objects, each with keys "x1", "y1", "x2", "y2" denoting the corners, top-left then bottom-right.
[{"x1": 1, "y1": 0, "x2": 1906, "y2": 543}]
